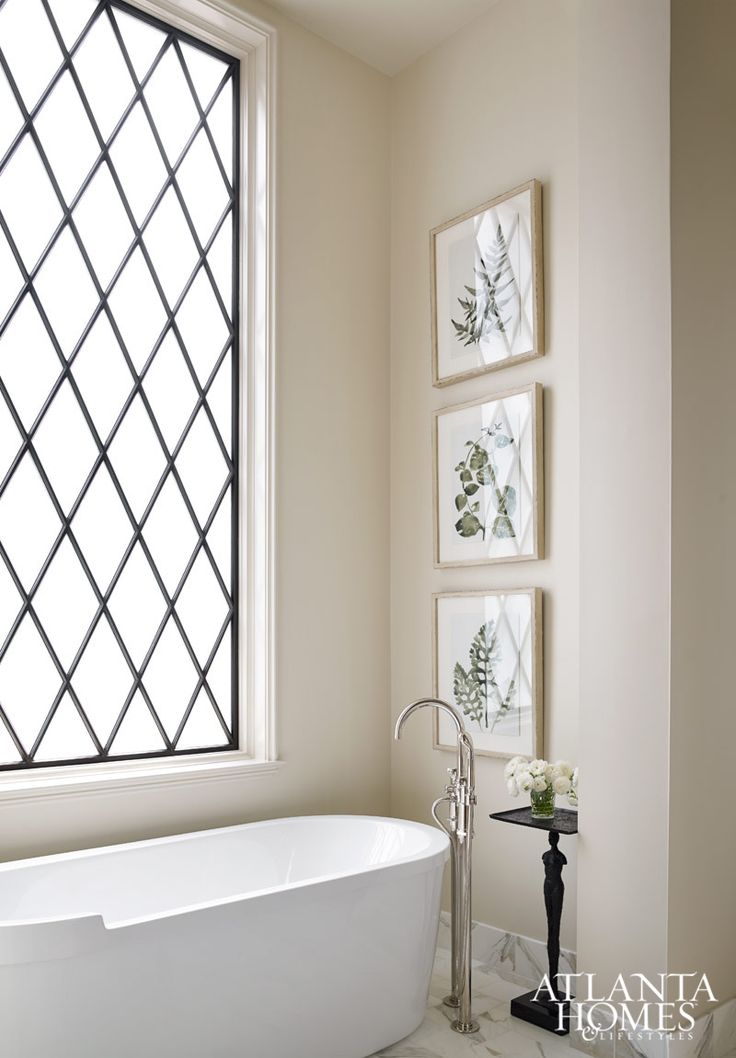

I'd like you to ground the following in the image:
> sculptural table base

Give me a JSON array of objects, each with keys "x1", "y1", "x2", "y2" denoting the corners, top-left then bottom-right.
[
  {"x1": 489, "y1": 807, "x2": 579, "y2": 1037},
  {"x1": 510, "y1": 988, "x2": 572, "y2": 1036}
]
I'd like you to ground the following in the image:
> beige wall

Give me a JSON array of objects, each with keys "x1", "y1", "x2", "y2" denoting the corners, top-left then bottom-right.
[
  {"x1": 577, "y1": 0, "x2": 672, "y2": 987},
  {"x1": 0, "y1": 4, "x2": 392, "y2": 860},
  {"x1": 389, "y1": 0, "x2": 580, "y2": 949},
  {"x1": 669, "y1": 0, "x2": 736, "y2": 1003}
]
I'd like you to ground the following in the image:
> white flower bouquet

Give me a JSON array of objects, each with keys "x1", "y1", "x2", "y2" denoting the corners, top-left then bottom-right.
[{"x1": 504, "y1": 756, "x2": 578, "y2": 818}]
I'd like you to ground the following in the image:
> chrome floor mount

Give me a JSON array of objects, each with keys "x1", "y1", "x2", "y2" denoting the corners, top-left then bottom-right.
[{"x1": 394, "y1": 698, "x2": 478, "y2": 1035}]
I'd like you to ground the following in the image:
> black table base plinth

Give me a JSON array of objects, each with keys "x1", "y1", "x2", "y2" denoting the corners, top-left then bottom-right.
[
  {"x1": 489, "y1": 809, "x2": 580, "y2": 1040},
  {"x1": 510, "y1": 990, "x2": 574, "y2": 1036}
]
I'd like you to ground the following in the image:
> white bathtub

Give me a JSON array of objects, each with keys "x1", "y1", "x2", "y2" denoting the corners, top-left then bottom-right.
[{"x1": 0, "y1": 815, "x2": 448, "y2": 1058}]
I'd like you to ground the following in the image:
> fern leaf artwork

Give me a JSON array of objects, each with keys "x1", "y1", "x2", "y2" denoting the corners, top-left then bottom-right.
[
  {"x1": 452, "y1": 620, "x2": 517, "y2": 731},
  {"x1": 451, "y1": 224, "x2": 518, "y2": 348}
]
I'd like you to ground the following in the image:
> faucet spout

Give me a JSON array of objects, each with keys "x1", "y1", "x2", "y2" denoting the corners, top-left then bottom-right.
[{"x1": 394, "y1": 697, "x2": 465, "y2": 741}]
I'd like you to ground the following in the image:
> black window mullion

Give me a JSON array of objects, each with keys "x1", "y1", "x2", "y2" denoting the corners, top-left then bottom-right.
[
  {"x1": 171, "y1": 37, "x2": 234, "y2": 195},
  {"x1": 0, "y1": 0, "x2": 239, "y2": 769},
  {"x1": 107, "y1": 11, "x2": 235, "y2": 332},
  {"x1": 0, "y1": 0, "x2": 106, "y2": 179},
  {"x1": 102, "y1": 470, "x2": 233, "y2": 753},
  {"x1": 172, "y1": 613, "x2": 234, "y2": 748},
  {"x1": 0, "y1": 215, "x2": 174, "y2": 755}
]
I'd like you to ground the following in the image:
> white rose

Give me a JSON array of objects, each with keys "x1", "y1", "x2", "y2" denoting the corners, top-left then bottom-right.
[
  {"x1": 506, "y1": 777, "x2": 519, "y2": 797},
  {"x1": 553, "y1": 776, "x2": 572, "y2": 795},
  {"x1": 555, "y1": 761, "x2": 574, "y2": 779},
  {"x1": 519, "y1": 773, "x2": 533, "y2": 792},
  {"x1": 532, "y1": 776, "x2": 548, "y2": 793},
  {"x1": 504, "y1": 756, "x2": 524, "y2": 780},
  {"x1": 529, "y1": 759, "x2": 547, "y2": 776},
  {"x1": 544, "y1": 763, "x2": 556, "y2": 782}
]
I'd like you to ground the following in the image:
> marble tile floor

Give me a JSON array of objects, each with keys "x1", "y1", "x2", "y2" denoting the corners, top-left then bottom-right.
[{"x1": 373, "y1": 947, "x2": 592, "y2": 1058}]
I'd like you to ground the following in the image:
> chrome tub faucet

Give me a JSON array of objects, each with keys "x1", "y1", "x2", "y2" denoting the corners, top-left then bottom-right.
[{"x1": 394, "y1": 698, "x2": 478, "y2": 1035}]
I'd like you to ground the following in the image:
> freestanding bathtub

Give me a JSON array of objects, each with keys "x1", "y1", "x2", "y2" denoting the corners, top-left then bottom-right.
[{"x1": 0, "y1": 815, "x2": 449, "y2": 1058}]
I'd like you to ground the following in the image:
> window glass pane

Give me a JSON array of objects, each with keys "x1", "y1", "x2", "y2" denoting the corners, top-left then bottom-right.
[
  {"x1": 0, "y1": 135, "x2": 63, "y2": 270},
  {"x1": 175, "y1": 407, "x2": 229, "y2": 526},
  {"x1": 107, "y1": 543, "x2": 166, "y2": 668},
  {"x1": 143, "y1": 47, "x2": 199, "y2": 165},
  {"x1": 72, "y1": 616, "x2": 134, "y2": 745},
  {"x1": 46, "y1": 0, "x2": 98, "y2": 51},
  {"x1": 109, "y1": 103, "x2": 167, "y2": 225},
  {"x1": 0, "y1": 614, "x2": 60, "y2": 751},
  {"x1": 178, "y1": 687, "x2": 228, "y2": 750},
  {"x1": 176, "y1": 130, "x2": 230, "y2": 247},
  {"x1": 0, "y1": 66, "x2": 23, "y2": 161},
  {"x1": 73, "y1": 11, "x2": 136, "y2": 142},
  {"x1": 33, "y1": 537, "x2": 98, "y2": 667},
  {"x1": 35, "y1": 73, "x2": 100, "y2": 204},
  {"x1": 0, "y1": 0, "x2": 63, "y2": 112},
  {"x1": 175, "y1": 268, "x2": 230, "y2": 384},
  {"x1": 175, "y1": 549, "x2": 229, "y2": 666},
  {"x1": 112, "y1": 8, "x2": 167, "y2": 83},
  {"x1": 35, "y1": 693, "x2": 97, "y2": 761},
  {"x1": 179, "y1": 42, "x2": 227, "y2": 111},
  {"x1": 71, "y1": 465, "x2": 133, "y2": 593},
  {"x1": 0, "y1": 1, "x2": 238, "y2": 769},
  {"x1": 109, "y1": 690, "x2": 166, "y2": 754},
  {"x1": 143, "y1": 617, "x2": 198, "y2": 740},
  {"x1": 72, "y1": 162, "x2": 134, "y2": 288},
  {"x1": 0, "y1": 295, "x2": 60, "y2": 430},
  {"x1": 0, "y1": 455, "x2": 61, "y2": 590}
]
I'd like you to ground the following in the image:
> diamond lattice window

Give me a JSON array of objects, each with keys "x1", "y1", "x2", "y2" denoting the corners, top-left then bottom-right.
[{"x1": 0, "y1": 0, "x2": 240, "y2": 769}]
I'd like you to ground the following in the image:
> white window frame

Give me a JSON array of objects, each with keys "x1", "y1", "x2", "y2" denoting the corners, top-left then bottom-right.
[{"x1": 0, "y1": 0, "x2": 278, "y2": 804}]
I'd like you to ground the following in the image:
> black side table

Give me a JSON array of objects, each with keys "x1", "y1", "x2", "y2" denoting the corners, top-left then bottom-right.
[{"x1": 489, "y1": 806, "x2": 578, "y2": 1035}]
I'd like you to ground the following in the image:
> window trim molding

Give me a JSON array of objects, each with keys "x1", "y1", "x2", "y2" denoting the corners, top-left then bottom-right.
[{"x1": 0, "y1": 0, "x2": 278, "y2": 804}]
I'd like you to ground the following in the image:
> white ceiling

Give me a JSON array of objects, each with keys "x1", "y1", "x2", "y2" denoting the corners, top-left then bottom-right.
[{"x1": 264, "y1": 0, "x2": 501, "y2": 75}]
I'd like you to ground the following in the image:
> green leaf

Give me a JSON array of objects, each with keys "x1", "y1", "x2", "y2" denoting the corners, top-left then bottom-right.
[
  {"x1": 454, "y1": 512, "x2": 482, "y2": 538},
  {"x1": 464, "y1": 482, "x2": 479, "y2": 497},
  {"x1": 476, "y1": 464, "x2": 494, "y2": 485},
  {"x1": 492, "y1": 514, "x2": 516, "y2": 538},
  {"x1": 453, "y1": 663, "x2": 484, "y2": 724},
  {"x1": 459, "y1": 468, "x2": 473, "y2": 483},
  {"x1": 491, "y1": 485, "x2": 517, "y2": 517},
  {"x1": 454, "y1": 493, "x2": 467, "y2": 511},
  {"x1": 469, "y1": 447, "x2": 488, "y2": 470}
]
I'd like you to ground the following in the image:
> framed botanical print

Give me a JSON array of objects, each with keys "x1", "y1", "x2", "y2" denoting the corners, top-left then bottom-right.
[
  {"x1": 433, "y1": 589, "x2": 542, "y2": 759},
  {"x1": 430, "y1": 179, "x2": 543, "y2": 387},
  {"x1": 433, "y1": 383, "x2": 543, "y2": 567}
]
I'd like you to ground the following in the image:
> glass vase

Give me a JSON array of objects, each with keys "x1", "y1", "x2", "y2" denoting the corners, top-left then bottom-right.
[{"x1": 530, "y1": 785, "x2": 556, "y2": 819}]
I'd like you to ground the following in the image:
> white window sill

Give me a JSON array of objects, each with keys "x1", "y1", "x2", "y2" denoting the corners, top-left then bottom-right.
[{"x1": 0, "y1": 754, "x2": 284, "y2": 805}]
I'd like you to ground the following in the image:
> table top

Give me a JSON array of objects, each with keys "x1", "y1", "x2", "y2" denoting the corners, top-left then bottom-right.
[{"x1": 489, "y1": 806, "x2": 579, "y2": 834}]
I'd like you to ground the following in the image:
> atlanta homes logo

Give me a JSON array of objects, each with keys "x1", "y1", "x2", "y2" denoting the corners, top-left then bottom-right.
[{"x1": 534, "y1": 973, "x2": 717, "y2": 1040}]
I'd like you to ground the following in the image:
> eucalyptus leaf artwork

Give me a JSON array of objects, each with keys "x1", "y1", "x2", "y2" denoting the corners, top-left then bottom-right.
[
  {"x1": 434, "y1": 384, "x2": 543, "y2": 566},
  {"x1": 434, "y1": 590, "x2": 542, "y2": 759},
  {"x1": 431, "y1": 180, "x2": 543, "y2": 386}
]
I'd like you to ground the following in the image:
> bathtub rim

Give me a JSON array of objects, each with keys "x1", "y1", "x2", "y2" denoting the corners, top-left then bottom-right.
[{"x1": 0, "y1": 815, "x2": 450, "y2": 932}]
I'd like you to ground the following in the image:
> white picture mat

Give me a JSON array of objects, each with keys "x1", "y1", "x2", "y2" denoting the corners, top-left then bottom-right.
[
  {"x1": 435, "y1": 591, "x2": 537, "y2": 758},
  {"x1": 434, "y1": 187, "x2": 533, "y2": 381},
  {"x1": 435, "y1": 387, "x2": 538, "y2": 565}
]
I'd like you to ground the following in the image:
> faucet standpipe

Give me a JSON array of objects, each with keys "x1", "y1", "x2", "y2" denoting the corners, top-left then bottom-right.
[{"x1": 394, "y1": 698, "x2": 479, "y2": 1035}]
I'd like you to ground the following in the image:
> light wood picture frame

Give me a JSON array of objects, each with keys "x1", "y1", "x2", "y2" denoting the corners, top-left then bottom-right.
[
  {"x1": 433, "y1": 588, "x2": 543, "y2": 759},
  {"x1": 433, "y1": 383, "x2": 544, "y2": 568},
  {"x1": 430, "y1": 179, "x2": 544, "y2": 387}
]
